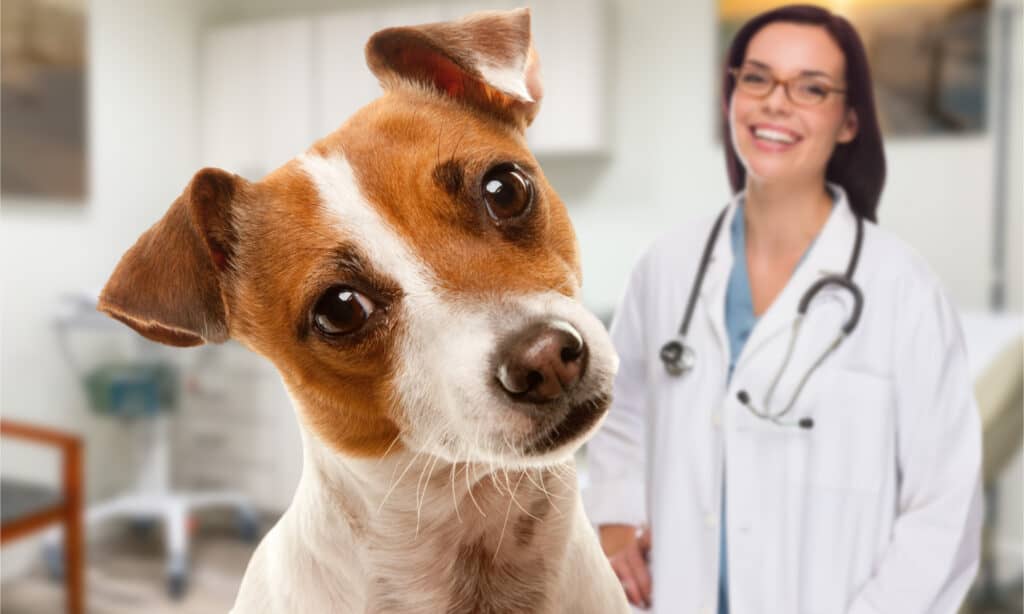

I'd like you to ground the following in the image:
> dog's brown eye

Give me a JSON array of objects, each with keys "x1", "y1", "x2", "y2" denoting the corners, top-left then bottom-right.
[
  {"x1": 482, "y1": 164, "x2": 533, "y2": 220},
  {"x1": 313, "y1": 286, "x2": 375, "y2": 336}
]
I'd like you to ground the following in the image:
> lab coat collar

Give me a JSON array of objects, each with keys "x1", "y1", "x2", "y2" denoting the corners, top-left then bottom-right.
[{"x1": 700, "y1": 183, "x2": 861, "y2": 372}]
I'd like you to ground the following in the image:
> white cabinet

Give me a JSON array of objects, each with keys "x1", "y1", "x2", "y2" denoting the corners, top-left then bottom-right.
[
  {"x1": 313, "y1": 9, "x2": 379, "y2": 137},
  {"x1": 201, "y1": 2, "x2": 607, "y2": 174},
  {"x1": 201, "y1": 17, "x2": 314, "y2": 180},
  {"x1": 524, "y1": 0, "x2": 607, "y2": 154}
]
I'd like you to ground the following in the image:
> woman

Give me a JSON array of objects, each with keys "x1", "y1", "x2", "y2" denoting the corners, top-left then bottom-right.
[{"x1": 585, "y1": 5, "x2": 982, "y2": 613}]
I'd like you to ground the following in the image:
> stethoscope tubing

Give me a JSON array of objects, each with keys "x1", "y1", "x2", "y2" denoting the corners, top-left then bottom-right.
[{"x1": 660, "y1": 202, "x2": 865, "y2": 428}]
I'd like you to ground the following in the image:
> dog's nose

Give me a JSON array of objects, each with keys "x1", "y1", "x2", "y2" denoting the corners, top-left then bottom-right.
[{"x1": 496, "y1": 321, "x2": 587, "y2": 403}]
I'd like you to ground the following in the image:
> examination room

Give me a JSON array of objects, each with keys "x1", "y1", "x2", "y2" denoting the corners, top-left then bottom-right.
[{"x1": 1, "y1": 0, "x2": 1021, "y2": 612}]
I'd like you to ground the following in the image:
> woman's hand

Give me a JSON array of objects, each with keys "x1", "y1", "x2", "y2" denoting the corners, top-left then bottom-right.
[{"x1": 599, "y1": 523, "x2": 652, "y2": 609}]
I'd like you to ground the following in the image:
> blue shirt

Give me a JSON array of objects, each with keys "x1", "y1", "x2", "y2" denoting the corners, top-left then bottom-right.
[
  {"x1": 718, "y1": 195, "x2": 834, "y2": 613},
  {"x1": 718, "y1": 202, "x2": 752, "y2": 614}
]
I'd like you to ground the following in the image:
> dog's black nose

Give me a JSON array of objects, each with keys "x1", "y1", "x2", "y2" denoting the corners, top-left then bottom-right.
[{"x1": 496, "y1": 321, "x2": 587, "y2": 403}]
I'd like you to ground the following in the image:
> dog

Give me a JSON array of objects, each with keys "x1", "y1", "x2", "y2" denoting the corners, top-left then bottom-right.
[{"x1": 98, "y1": 8, "x2": 629, "y2": 613}]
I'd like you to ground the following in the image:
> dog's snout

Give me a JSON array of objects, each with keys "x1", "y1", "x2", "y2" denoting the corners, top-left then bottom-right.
[{"x1": 496, "y1": 321, "x2": 588, "y2": 403}]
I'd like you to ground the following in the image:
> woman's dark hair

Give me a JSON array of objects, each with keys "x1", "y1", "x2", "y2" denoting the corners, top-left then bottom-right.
[{"x1": 722, "y1": 4, "x2": 885, "y2": 222}]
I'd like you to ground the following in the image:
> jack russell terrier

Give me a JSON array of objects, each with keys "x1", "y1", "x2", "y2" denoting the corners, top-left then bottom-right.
[{"x1": 99, "y1": 8, "x2": 629, "y2": 613}]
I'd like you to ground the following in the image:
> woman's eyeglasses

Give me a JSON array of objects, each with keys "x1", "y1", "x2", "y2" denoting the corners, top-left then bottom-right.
[{"x1": 729, "y1": 65, "x2": 847, "y2": 106}]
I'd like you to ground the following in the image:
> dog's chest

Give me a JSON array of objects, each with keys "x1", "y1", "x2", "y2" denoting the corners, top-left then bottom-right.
[
  {"x1": 367, "y1": 536, "x2": 556, "y2": 614},
  {"x1": 365, "y1": 481, "x2": 570, "y2": 614}
]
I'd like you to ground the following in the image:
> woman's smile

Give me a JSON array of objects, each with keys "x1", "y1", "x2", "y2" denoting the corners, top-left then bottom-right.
[{"x1": 748, "y1": 123, "x2": 803, "y2": 152}]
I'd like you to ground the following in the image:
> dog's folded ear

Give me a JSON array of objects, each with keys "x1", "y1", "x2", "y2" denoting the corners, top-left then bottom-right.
[
  {"x1": 366, "y1": 8, "x2": 543, "y2": 130},
  {"x1": 98, "y1": 168, "x2": 246, "y2": 347}
]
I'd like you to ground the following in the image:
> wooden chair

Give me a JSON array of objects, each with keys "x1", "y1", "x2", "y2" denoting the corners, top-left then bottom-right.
[{"x1": 1, "y1": 419, "x2": 84, "y2": 614}]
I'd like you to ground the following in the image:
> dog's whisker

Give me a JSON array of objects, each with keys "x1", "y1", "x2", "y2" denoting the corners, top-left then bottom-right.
[
  {"x1": 415, "y1": 452, "x2": 442, "y2": 539},
  {"x1": 547, "y1": 464, "x2": 576, "y2": 491},
  {"x1": 508, "y1": 473, "x2": 544, "y2": 522},
  {"x1": 475, "y1": 421, "x2": 503, "y2": 494},
  {"x1": 376, "y1": 431, "x2": 404, "y2": 466},
  {"x1": 487, "y1": 468, "x2": 504, "y2": 494},
  {"x1": 523, "y1": 466, "x2": 545, "y2": 491},
  {"x1": 536, "y1": 468, "x2": 570, "y2": 506},
  {"x1": 492, "y1": 471, "x2": 526, "y2": 564},
  {"x1": 378, "y1": 443, "x2": 430, "y2": 515},
  {"x1": 464, "y1": 458, "x2": 487, "y2": 518},
  {"x1": 486, "y1": 450, "x2": 505, "y2": 494},
  {"x1": 524, "y1": 467, "x2": 564, "y2": 513},
  {"x1": 502, "y1": 465, "x2": 513, "y2": 495},
  {"x1": 449, "y1": 455, "x2": 463, "y2": 524},
  {"x1": 376, "y1": 421, "x2": 440, "y2": 517},
  {"x1": 500, "y1": 432, "x2": 517, "y2": 494}
]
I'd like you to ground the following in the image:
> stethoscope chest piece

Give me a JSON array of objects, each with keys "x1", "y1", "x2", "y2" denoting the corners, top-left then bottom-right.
[{"x1": 660, "y1": 338, "x2": 696, "y2": 376}]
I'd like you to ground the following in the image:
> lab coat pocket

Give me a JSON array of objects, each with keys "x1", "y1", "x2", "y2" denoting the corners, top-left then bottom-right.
[{"x1": 805, "y1": 368, "x2": 895, "y2": 494}]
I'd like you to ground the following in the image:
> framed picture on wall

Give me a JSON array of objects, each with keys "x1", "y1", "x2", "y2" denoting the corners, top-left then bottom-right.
[
  {"x1": 1, "y1": 0, "x2": 88, "y2": 201},
  {"x1": 717, "y1": 0, "x2": 990, "y2": 136}
]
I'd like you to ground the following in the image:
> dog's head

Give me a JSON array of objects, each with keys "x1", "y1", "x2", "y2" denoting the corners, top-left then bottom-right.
[{"x1": 99, "y1": 9, "x2": 617, "y2": 468}]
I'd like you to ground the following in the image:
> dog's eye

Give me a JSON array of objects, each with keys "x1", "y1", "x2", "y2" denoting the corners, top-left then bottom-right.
[
  {"x1": 312, "y1": 286, "x2": 375, "y2": 336},
  {"x1": 481, "y1": 164, "x2": 533, "y2": 220}
]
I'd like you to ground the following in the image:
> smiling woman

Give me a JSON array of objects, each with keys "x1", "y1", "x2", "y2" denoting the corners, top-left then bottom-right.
[{"x1": 587, "y1": 4, "x2": 983, "y2": 614}]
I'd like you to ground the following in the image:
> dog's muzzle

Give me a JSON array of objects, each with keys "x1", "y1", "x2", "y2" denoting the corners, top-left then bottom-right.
[{"x1": 491, "y1": 319, "x2": 610, "y2": 455}]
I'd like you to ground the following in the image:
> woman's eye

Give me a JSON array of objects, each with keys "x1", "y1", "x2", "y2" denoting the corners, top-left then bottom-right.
[
  {"x1": 312, "y1": 286, "x2": 375, "y2": 336},
  {"x1": 741, "y1": 72, "x2": 769, "y2": 84},
  {"x1": 481, "y1": 164, "x2": 534, "y2": 221},
  {"x1": 800, "y1": 81, "x2": 828, "y2": 97}
]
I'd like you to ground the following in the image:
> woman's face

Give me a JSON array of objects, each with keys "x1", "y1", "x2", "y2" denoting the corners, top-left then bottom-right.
[{"x1": 729, "y1": 22, "x2": 858, "y2": 187}]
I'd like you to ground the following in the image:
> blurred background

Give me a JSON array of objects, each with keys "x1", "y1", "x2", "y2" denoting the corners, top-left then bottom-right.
[{"x1": 1, "y1": 0, "x2": 1021, "y2": 612}]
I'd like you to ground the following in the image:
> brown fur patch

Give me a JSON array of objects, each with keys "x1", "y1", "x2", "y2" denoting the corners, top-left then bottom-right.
[
  {"x1": 432, "y1": 158, "x2": 465, "y2": 197},
  {"x1": 223, "y1": 162, "x2": 402, "y2": 458},
  {"x1": 513, "y1": 494, "x2": 552, "y2": 547},
  {"x1": 313, "y1": 90, "x2": 581, "y2": 302}
]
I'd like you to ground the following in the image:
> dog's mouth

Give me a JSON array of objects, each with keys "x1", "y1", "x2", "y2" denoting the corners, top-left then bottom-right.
[{"x1": 521, "y1": 392, "x2": 612, "y2": 456}]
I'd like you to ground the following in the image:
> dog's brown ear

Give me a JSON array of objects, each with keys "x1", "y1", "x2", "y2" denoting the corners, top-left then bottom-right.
[
  {"x1": 98, "y1": 168, "x2": 246, "y2": 347},
  {"x1": 366, "y1": 8, "x2": 543, "y2": 130}
]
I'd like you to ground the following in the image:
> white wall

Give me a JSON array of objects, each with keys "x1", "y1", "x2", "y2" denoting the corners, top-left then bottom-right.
[{"x1": 1, "y1": 0, "x2": 205, "y2": 578}]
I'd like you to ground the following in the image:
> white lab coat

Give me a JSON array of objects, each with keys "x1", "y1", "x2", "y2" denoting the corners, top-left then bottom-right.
[{"x1": 584, "y1": 186, "x2": 983, "y2": 614}]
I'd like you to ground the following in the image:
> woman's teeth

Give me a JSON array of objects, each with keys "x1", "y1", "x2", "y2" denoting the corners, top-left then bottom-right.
[{"x1": 753, "y1": 127, "x2": 797, "y2": 144}]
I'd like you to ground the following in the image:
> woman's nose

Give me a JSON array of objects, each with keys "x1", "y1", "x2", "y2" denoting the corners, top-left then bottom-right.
[{"x1": 762, "y1": 81, "x2": 793, "y2": 114}]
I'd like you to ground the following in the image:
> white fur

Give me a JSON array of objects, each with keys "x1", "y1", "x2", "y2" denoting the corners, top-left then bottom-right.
[{"x1": 478, "y1": 59, "x2": 535, "y2": 102}]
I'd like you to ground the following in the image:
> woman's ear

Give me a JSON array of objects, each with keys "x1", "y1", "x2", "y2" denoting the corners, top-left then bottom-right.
[{"x1": 837, "y1": 107, "x2": 859, "y2": 144}]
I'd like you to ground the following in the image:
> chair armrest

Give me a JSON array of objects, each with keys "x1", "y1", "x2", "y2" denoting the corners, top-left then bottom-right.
[{"x1": 0, "y1": 419, "x2": 83, "y2": 531}]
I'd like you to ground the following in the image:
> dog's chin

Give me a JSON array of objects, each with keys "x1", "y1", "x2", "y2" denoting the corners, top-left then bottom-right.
[{"x1": 518, "y1": 392, "x2": 612, "y2": 460}]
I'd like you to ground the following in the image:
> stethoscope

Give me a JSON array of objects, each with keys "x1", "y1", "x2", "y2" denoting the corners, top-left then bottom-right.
[{"x1": 659, "y1": 205, "x2": 864, "y2": 429}]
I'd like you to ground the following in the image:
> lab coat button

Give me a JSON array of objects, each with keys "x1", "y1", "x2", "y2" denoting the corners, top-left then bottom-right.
[
  {"x1": 704, "y1": 514, "x2": 717, "y2": 528},
  {"x1": 699, "y1": 606, "x2": 713, "y2": 614},
  {"x1": 711, "y1": 413, "x2": 722, "y2": 428}
]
